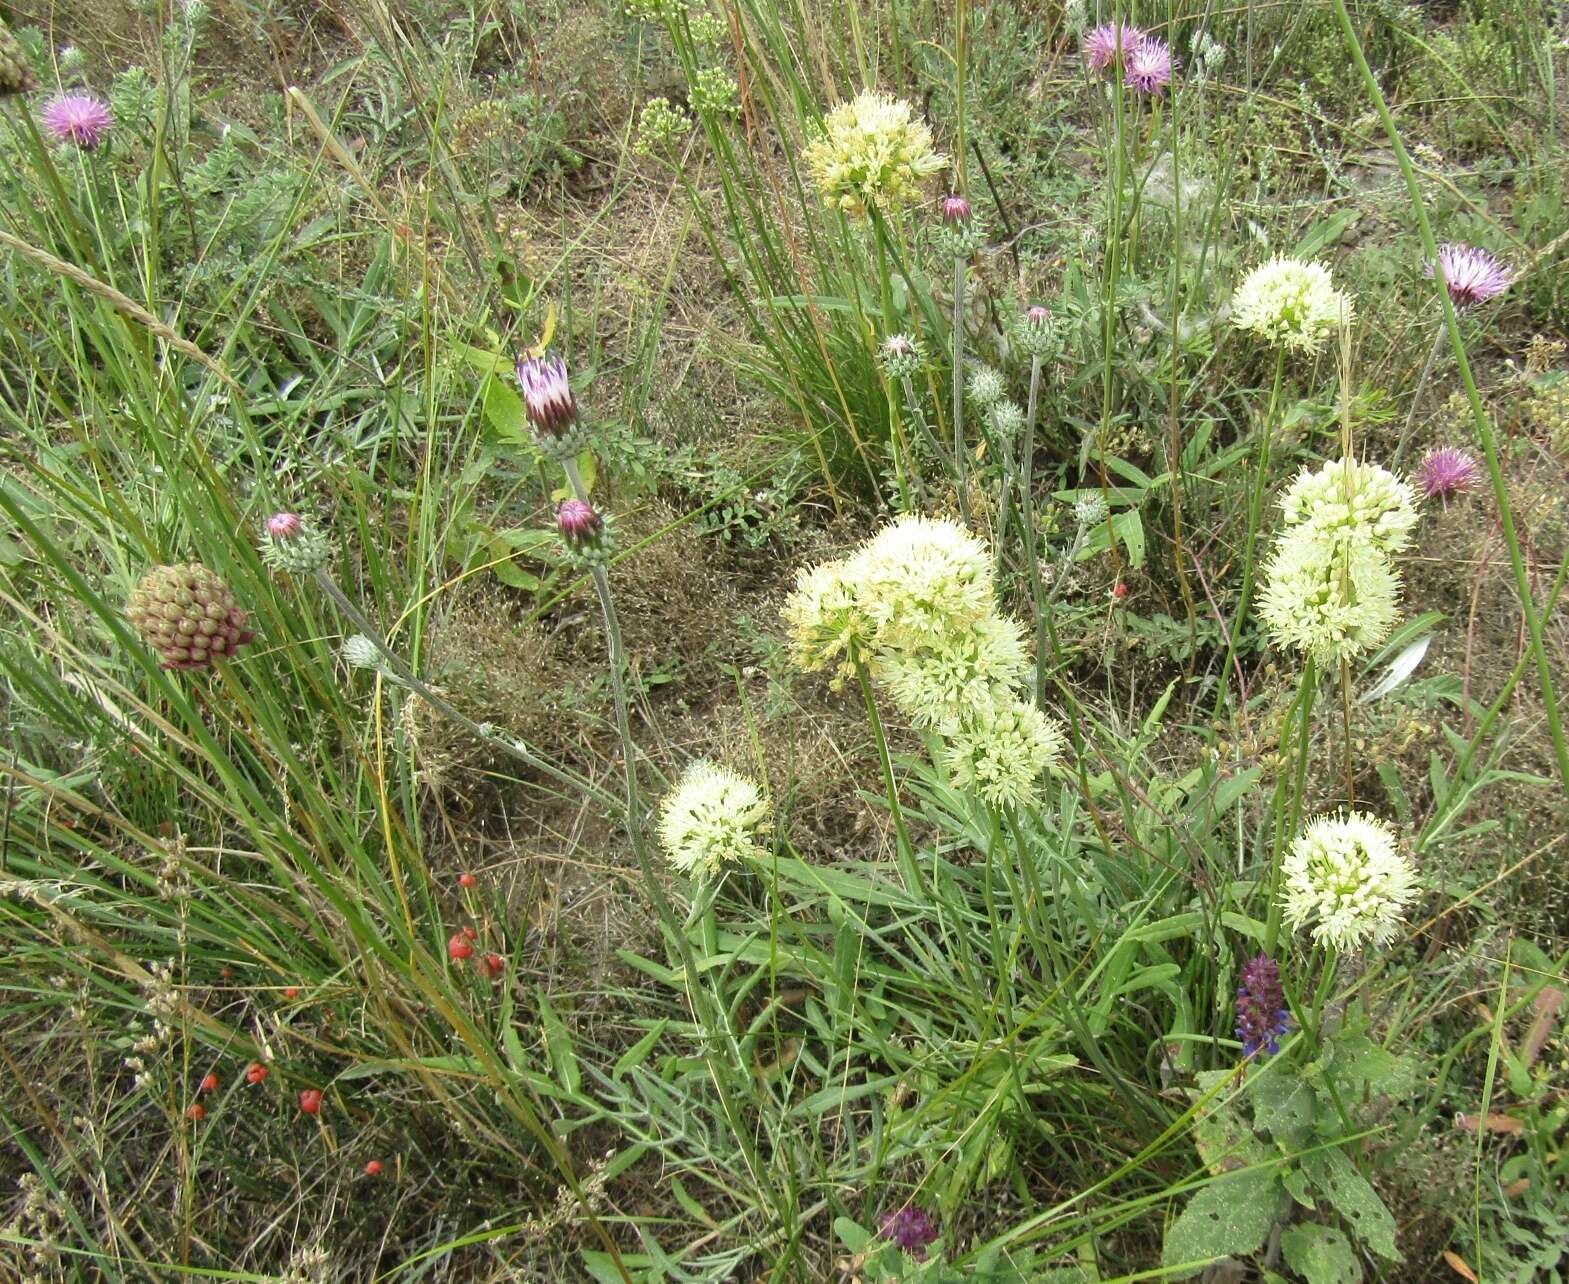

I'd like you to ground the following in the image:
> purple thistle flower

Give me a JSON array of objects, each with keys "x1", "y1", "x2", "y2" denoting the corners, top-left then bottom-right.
[
  {"x1": 878, "y1": 1205, "x2": 939, "y2": 1261},
  {"x1": 265, "y1": 512, "x2": 303, "y2": 540},
  {"x1": 516, "y1": 352, "x2": 578, "y2": 438},
  {"x1": 1427, "y1": 243, "x2": 1511, "y2": 309},
  {"x1": 1124, "y1": 37, "x2": 1175, "y2": 96},
  {"x1": 1418, "y1": 446, "x2": 1481, "y2": 502},
  {"x1": 1235, "y1": 954, "x2": 1290, "y2": 1059},
  {"x1": 1027, "y1": 305, "x2": 1050, "y2": 324},
  {"x1": 42, "y1": 93, "x2": 113, "y2": 149},
  {"x1": 1083, "y1": 22, "x2": 1144, "y2": 72},
  {"x1": 556, "y1": 498, "x2": 603, "y2": 547},
  {"x1": 940, "y1": 193, "x2": 972, "y2": 224}
]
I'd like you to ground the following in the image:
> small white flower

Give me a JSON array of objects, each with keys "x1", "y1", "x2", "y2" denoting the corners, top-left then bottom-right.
[
  {"x1": 1281, "y1": 812, "x2": 1417, "y2": 950},
  {"x1": 658, "y1": 760, "x2": 770, "y2": 877},
  {"x1": 1232, "y1": 258, "x2": 1352, "y2": 354}
]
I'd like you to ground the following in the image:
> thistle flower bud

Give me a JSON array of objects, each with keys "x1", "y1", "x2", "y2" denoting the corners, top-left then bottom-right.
[
  {"x1": 879, "y1": 333, "x2": 925, "y2": 381},
  {"x1": 1, "y1": 20, "x2": 39, "y2": 96},
  {"x1": 940, "y1": 193, "x2": 971, "y2": 224},
  {"x1": 1073, "y1": 494, "x2": 1109, "y2": 528},
  {"x1": 1027, "y1": 305, "x2": 1050, "y2": 325},
  {"x1": 260, "y1": 511, "x2": 331, "y2": 576},
  {"x1": 1013, "y1": 304, "x2": 1057, "y2": 359},
  {"x1": 556, "y1": 499, "x2": 614, "y2": 568},
  {"x1": 342, "y1": 634, "x2": 386, "y2": 672},
  {"x1": 967, "y1": 365, "x2": 1006, "y2": 409},
  {"x1": 988, "y1": 400, "x2": 1025, "y2": 439},
  {"x1": 516, "y1": 353, "x2": 591, "y2": 460}
]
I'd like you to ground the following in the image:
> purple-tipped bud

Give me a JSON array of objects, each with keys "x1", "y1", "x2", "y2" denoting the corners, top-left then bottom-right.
[
  {"x1": 878, "y1": 1206, "x2": 939, "y2": 1261},
  {"x1": 940, "y1": 194, "x2": 971, "y2": 225},
  {"x1": 516, "y1": 352, "x2": 578, "y2": 437},
  {"x1": 1418, "y1": 446, "x2": 1481, "y2": 501},
  {"x1": 556, "y1": 498, "x2": 603, "y2": 547},
  {"x1": 1027, "y1": 305, "x2": 1050, "y2": 325},
  {"x1": 1427, "y1": 243, "x2": 1511, "y2": 309},
  {"x1": 885, "y1": 334, "x2": 915, "y2": 357},
  {"x1": 1235, "y1": 954, "x2": 1290, "y2": 1059},
  {"x1": 266, "y1": 512, "x2": 303, "y2": 540},
  {"x1": 42, "y1": 93, "x2": 113, "y2": 148}
]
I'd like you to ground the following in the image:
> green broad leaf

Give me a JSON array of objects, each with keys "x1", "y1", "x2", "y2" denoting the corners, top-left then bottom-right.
[
  {"x1": 835, "y1": 1216, "x2": 875, "y2": 1254},
  {"x1": 1251, "y1": 1071, "x2": 1317, "y2": 1150},
  {"x1": 1077, "y1": 508, "x2": 1146, "y2": 567},
  {"x1": 580, "y1": 1250, "x2": 659, "y2": 1283},
  {"x1": 481, "y1": 373, "x2": 529, "y2": 446},
  {"x1": 1211, "y1": 767, "x2": 1263, "y2": 818},
  {"x1": 612, "y1": 1020, "x2": 668, "y2": 1081},
  {"x1": 450, "y1": 340, "x2": 513, "y2": 378},
  {"x1": 536, "y1": 991, "x2": 582, "y2": 1095},
  {"x1": 1300, "y1": 1148, "x2": 1399, "y2": 1260},
  {"x1": 339, "y1": 1054, "x2": 482, "y2": 1080},
  {"x1": 1193, "y1": 1097, "x2": 1273, "y2": 1175},
  {"x1": 669, "y1": 1176, "x2": 716, "y2": 1228},
  {"x1": 1293, "y1": 210, "x2": 1358, "y2": 258},
  {"x1": 1162, "y1": 1170, "x2": 1286, "y2": 1278},
  {"x1": 1281, "y1": 1223, "x2": 1363, "y2": 1284},
  {"x1": 1283, "y1": 1165, "x2": 1315, "y2": 1208}
]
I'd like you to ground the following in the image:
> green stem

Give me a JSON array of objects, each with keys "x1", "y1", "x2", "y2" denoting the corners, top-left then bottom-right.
[
  {"x1": 1264, "y1": 656, "x2": 1317, "y2": 957},
  {"x1": 952, "y1": 253, "x2": 972, "y2": 521},
  {"x1": 1022, "y1": 355, "x2": 1049, "y2": 708},
  {"x1": 1332, "y1": 0, "x2": 1569, "y2": 793},
  {"x1": 852, "y1": 650, "x2": 923, "y2": 895},
  {"x1": 1218, "y1": 345, "x2": 1286, "y2": 716}
]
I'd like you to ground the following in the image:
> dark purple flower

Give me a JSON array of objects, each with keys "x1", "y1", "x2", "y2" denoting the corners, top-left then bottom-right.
[
  {"x1": 940, "y1": 194, "x2": 971, "y2": 224},
  {"x1": 1084, "y1": 22, "x2": 1144, "y2": 72},
  {"x1": 1427, "y1": 244, "x2": 1511, "y2": 308},
  {"x1": 1124, "y1": 37, "x2": 1175, "y2": 97},
  {"x1": 1418, "y1": 446, "x2": 1481, "y2": 502},
  {"x1": 516, "y1": 352, "x2": 578, "y2": 437},
  {"x1": 1235, "y1": 954, "x2": 1290, "y2": 1059},
  {"x1": 879, "y1": 1205, "x2": 939, "y2": 1260},
  {"x1": 42, "y1": 93, "x2": 113, "y2": 148},
  {"x1": 556, "y1": 498, "x2": 603, "y2": 547}
]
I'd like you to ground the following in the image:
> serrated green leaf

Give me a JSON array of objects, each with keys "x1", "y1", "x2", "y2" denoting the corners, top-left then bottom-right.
[
  {"x1": 1162, "y1": 1170, "x2": 1286, "y2": 1278},
  {"x1": 1281, "y1": 1222, "x2": 1362, "y2": 1284},
  {"x1": 1300, "y1": 1148, "x2": 1398, "y2": 1260}
]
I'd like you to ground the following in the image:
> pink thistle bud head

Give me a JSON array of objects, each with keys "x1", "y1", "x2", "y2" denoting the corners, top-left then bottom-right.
[
  {"x1": 266, "y1": 512, "x2": 303, "y2": 540},
  {"x1": 940, "y1": 194, "x2": 971, "y2": 224},
  {"x1": 42, "y1": 93, "x2": 113, "y2": 148},
  {"x1": 556, "y1": 498, "x2": 603, "y2": 547},
  {"x1": 516, "y1": 352, "x2": 578, "y2": 437},
  {"x1": 1027, "y1": 305, "x2": 1050, "y2": 324}
]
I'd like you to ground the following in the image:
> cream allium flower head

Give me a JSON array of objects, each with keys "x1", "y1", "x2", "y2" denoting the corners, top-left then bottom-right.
[
  {"x1": 1280, "y1": 812, "x2": 1417, "y2": 950},
  {"x1": 851, "y1": 515, "x2": 996, "y2": 650},
  {"x1": 877, "y1": 613, "x2": 1029, "y2": 732},
  {"x1": 803, "y1": 91, "x2": 948, "y2": 219},
  {"x1": 658, "y1": 760, "x2": 770, "y2": 878},
  {"x1": 945, "y1": 697, "x2": 1066, "y2": 806},
  {"x1": 1259, "y1": 528, "x2": 1400, "y2": 666},
  {"x1": 1277, "y1": 459, "x2": 1419, "y2": 557},
  {"x1": 783, "y1": 558, "x2": 871, "y2": 675},
  {"x1": 1232, "y1": 258, "x2": 1352, "y2": 355}
]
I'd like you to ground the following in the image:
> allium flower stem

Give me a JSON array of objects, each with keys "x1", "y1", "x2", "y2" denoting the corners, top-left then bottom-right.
[
  {"x1": 952, "y1": 253, "x2": 973, "y2": 522},
  {"x1": 1264, "y1": 655, "x2": 1317, "y2": 957},
  {"x1": 852, "y1": 649, "x2": 924, "y2": 895},
  {"x1": 310, "y1": 569, "x2": 614, "y2": 809},
  {"x1": 1218, "y1": 346, "x2": 1285, "y2": 714},
  {"x1": 1333, "y1": 0, "x2": 1569, "y2": 795},
  {"x1": 1022, "y1": 354, "x2": 1049, "y2": 709}
]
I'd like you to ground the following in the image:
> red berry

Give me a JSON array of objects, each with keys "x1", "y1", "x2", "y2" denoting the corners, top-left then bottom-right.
[
  {"x1": 200, "y1": 1073, "x2": 219, "y2": 1093},
  {"x1": 448, "y1": 932, "x2": 474, "y2": 961},
  {"x1": 298, "y1": 1088, "x2": 323, "y2": 1115},
  {"x1": 186, "y1": 1103, "x2": 206, "y2": 1121},
  {"x1": 481, "y1": 952, "x2": 504, "y2": 979},
  {"x1": 458, "y1": 873, "x2": 476, "y2": 888},
  {"x1": 364, "y1": 1159, "x2": 384, "y2": 1176},
  {"x1": 463, "y1": 925, "x2": 477, "y2": 941},
  {"x1": 284, "y1": 986, "x2": 300, "y2": 999},
  {"x1": 1112, "y1": 582, "x2": 1129, "y2": 599},
  {"x1": 245, "y1": 1062, "x2": 269, "y2": 1085}
]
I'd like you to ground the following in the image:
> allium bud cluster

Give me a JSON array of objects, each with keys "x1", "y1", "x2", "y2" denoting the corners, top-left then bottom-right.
[
  {"x1": 633, "y1": 96, "x2": 694, "y2": 156},
  {"x1": 784, "y1": 516, "x2": 1064, "y2": 806},
  {"x1": 1232, "y1": 258, "x2": 1352, "y2": 356}
]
